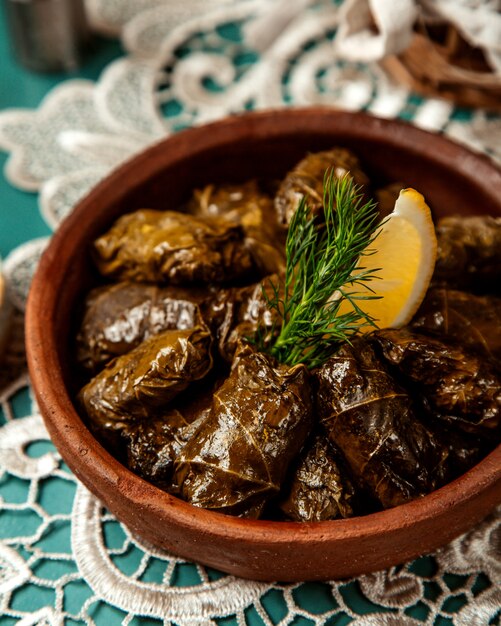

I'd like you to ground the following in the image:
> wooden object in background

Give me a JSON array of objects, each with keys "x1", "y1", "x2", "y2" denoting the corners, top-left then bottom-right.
[{"x1": 383, "y1": 25, "x2": 501, "y2": 111}]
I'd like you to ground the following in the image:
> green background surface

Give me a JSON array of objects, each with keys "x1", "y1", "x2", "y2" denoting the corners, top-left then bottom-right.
[
  {"x1": 0, "y1": 4, "x2": 493, "y2": 625},
  {"x1": 0, "y1": 1, "x2": 123, "y2": 258}
]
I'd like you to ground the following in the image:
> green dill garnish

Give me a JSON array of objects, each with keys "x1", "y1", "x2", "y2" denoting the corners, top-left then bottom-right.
[{"x1": 261, "y1": 172, "x2": 382, "y2": 369}]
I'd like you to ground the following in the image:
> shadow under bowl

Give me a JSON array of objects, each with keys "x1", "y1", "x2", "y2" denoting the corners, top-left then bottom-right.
[{"x1": 26, "y1": 108, "x2": 501, "y2": 582}]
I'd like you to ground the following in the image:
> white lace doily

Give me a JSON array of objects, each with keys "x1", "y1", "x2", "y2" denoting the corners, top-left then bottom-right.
[{"x1": 0, "y1": 1, "x2": 500, "y2": 624}]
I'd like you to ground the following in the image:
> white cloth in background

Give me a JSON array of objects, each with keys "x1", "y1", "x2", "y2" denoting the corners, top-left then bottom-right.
[
  {"x1": 335, "y1": 0, "x2": 501, "y2": 73},
  {"x1": 336, "y1": 0, "x2": 417, "y2": 62},
  {"x1": 423, "y1": 0, "x2": 501, "y2": 71}
]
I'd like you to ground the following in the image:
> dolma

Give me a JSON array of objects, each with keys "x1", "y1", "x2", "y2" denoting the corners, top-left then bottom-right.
[
  {"x1": 204, "y1": 275, "x2": 282, "y2": 361},
  {"x1": 122, "y1": 411, "x2": 189, "y2": 489},
  {"x1": 76, "y1": 281, "x2": 212, "y2": 371},
  {"x1": 93, "y1": 209, "x2": 254, "y2": 284},
  {"x1": 433, "y1": 215, "x2": 501, "y2": 293},
  {"x1": 315, "y1": 340, "x2": 448, "y2": 509},
  {"x1": 280, "y1": 435, "x2": 357, "y2": 522},
  {"x1": 275, "y1": 148, "x2": 370, "y2": 225},
  {"x1": 372, "y1": 328, "x2": 501, "y2": 437},
  {"x1": 79, "y1": 326, "x2": 212, "y2": 431},
  {"x1": 189, "y1": 180, "x2": 265, "y2": 217},
  {"x1": 189, "y1": 181, "x2": 286, "y2": 275},
  {"x1": 122, "y1": 377, "x2": 218, "y2": 489},
  {"x1": 411, "y1": 288, "x2": 501, "y2": 365},
  {"x1": 434, "y1": 426, "x2": 485, "y2": 483},
  {"x1": 174, "y1": 343, "x2": 313, "y2": 518}
]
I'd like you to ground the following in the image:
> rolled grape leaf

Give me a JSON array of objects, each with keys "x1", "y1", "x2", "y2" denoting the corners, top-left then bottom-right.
[
  {"x1": 189, "y1": 180, "x2": 286, "y2": 275},
  {"x1": 433, "y1": 215, "x2": 501, "y2": 294},
  {"x1": 93, "y1": 209, "x2": 254, "y2": 284},
  {"x1": 189, "y1": 180, "x2": 271, "y2": 217},
  {"x1": 434, "y1": 425, "x2": 485, "y2": 483},
  {"x1": 203, "y1": 275, "x2": 282, "y2": 361},
  {"x1": 76, "y1": 281, "x2": 212, "y2": 371},
  {"x1": 372, "y1": 328, "x2": 501, "y2": 437},
  {"x1": 174, "y1": 343, "x2": 313, "y2": 518},
  {"x1": 79, "y1": 326, "x2": 213, "y2": 431},
  {"x1": 121, "y1": 376, "x2": 219, "y2": 489},
  {"x1": 280, "y1": 435, "x2": 358, "y2": 522},
  {"x1": 275, "y1": 148, "x2": 370, "y2": 225},
  {"x1": 411, "y1": 288, "x2": 501, "y2": 364},
  {"x1": 316, "y1": 340, "x2": 448, "y2": 509},
  {"x1": 122, "y1": 411, "x2": 189, "y2": 489}
]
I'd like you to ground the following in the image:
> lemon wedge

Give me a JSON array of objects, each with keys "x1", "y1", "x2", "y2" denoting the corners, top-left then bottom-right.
[{"x1": 344, "y1": 188, "x2": 437, "y2": 329}]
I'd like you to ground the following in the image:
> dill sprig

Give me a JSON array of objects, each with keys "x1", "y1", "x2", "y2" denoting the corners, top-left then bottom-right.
[{"x1": 262, "y1": 171, "x2": 382, "y2": 369}]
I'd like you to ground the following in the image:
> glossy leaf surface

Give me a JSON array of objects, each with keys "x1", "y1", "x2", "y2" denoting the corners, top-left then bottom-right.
[
  {"x1": 372, "y1": 328, "x2": 501, "y2": 437},
  {"x1": 316, "y1": 340, "x2": 447, "y2": 509},
  {"x1": 76, "y1": 281, "x2": 211, "y2": 371},
  {"x1": 433, "y1": 215, "x2": 501, "y2": 294},
  {"x1": 274, "y1": 148, "x2": 369, "y2": 225},
  {"x1": 204, "y1": 275, "x2": 282, "y2": 362},
  {"x1": 411, "y1": 288, "x2": 501, "y2": 364},
  {"x1": 175, "y1": 344, "x2": 313, "y2": 518},
  {"x1": 280, "y1": 435, "x2": 357, "y2": 522},
  {"x1": 189, "y1": 180, "x2": 286, "y2": 275},
  {"x1": 79, "y1": 326, "x2": 213, "y2": 430},
  {"x1": 121, "y1": 374, "x2": 219, "y2": 489},
  {"x1": 93, "y1": 209, "x2": 254, "y2": 284},
  {"x1": 122, "y1": 411, "x2": 189, "y2": 489}
]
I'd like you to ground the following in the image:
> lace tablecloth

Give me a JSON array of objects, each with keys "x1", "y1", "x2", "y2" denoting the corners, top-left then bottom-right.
[{"x1": 0, "y1": 1, "x2": 500, "y2": 624}]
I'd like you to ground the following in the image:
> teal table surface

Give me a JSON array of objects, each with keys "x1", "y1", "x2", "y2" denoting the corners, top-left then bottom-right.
[
  {"x1": 0, "y1": 2, "x2": 123, "y2": 259},
  {"x1": 0, "y1": 3, "x2": 499, "y2": 625}
]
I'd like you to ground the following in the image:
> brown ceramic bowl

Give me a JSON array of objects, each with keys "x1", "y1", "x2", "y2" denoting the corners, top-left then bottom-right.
[{"x1": 26, "y1": 108, "x2": 501, "y2": 581}]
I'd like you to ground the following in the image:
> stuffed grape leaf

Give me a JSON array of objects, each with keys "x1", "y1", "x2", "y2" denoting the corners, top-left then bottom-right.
[
  {"x1": 433, "y1": 425, "x2": 485, "y2": 483},
  {"x1": 79, "y1": 326, "x2": 213, "y2": 431},
  {"x1": 433, "y1": 215, "x2": 501, "y2": 294},
  {"x1": 174, "y1": 343, "x2": 313, "y2": 518},
  {"x1": 279, "y1": 435, "x2": 358, "y2": 522},
  {"x1": 121, "y1": 411, "x2": 189, "y2": 489},
  {"x1": 121, "y1": 376, "x2": 219, "y2": 489},
  {"x1": 93, "y1": 209, "x2": 254, "y2": 284},
  {"x1": 372, "y1": 328, "x2": 501, "y2": 437},
  {"x1": 411, "y1": 288, "x2": 501, "y2": 365},
  {"x1": 189, "y1": 180, "x2": 265, "y2": 217},
  {"x1": 315, "y1": 340, "x2": 448, "y2": 509},
  {"x1": 76, "y1": 281, "x2": 212, "y2": 371},
  {"x1": 274, "y1": 147, "x2": 370, "y2": 225},
  {"x1": 189, "y1": 180, "x2": 286, "y2": 275},
  {"x1": 203, "y1": 275, "x2": 282, "y2": 361}
]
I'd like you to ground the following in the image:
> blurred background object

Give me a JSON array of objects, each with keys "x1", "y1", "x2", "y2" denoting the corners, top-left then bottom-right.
[
  {"x1": 0, "y1": 258, "x2": 12, "y2": 360},
  {"x1": 5, "y1": 0, "x2": 92, "y2": 72},
  {"x1": 337, "y1": 0, "x2": 501, "y2": 110}
]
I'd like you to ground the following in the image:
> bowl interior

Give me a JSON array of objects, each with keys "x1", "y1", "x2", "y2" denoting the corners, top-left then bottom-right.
[
  {"x1": 27, "y1": 109, "x2": 501, "y2": 581},
  {"x1": 55, "y1": 114, "x2": 501, "y2": 387}
]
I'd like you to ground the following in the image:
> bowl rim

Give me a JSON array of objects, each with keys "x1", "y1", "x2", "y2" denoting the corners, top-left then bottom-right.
[{"x1": 26, "y1": 108, "x2": 501, "y2": 553}]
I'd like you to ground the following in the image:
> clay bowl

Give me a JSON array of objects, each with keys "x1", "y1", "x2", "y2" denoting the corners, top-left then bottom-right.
[{"x1": 26, "y1": 108, "x2": 501, "y2": 582}]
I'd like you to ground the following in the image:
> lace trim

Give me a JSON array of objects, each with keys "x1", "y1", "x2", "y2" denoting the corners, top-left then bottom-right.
[{"x1": 0, "y1": 0, "x2": 500, "y2": 623}]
